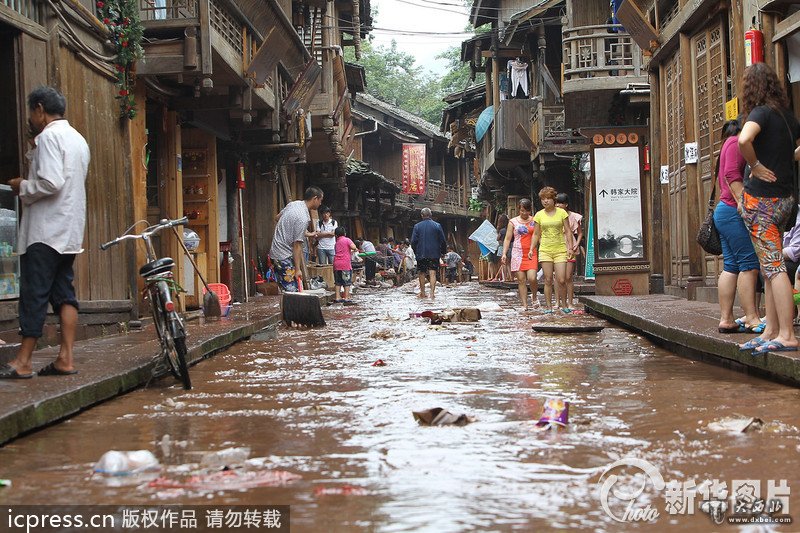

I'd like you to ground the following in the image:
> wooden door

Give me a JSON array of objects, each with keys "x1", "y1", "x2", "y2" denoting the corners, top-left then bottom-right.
[
  {"x1": 665, "y1": 51, "x2": 688, "y2": 286},
  {"x1": 692, "y1": 20, "x2": 728, "y2": 285}
]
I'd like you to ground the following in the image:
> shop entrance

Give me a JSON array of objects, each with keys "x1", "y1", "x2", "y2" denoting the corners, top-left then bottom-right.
[{"x1": 0, "y1": 27, "x2": 21, "y2": 181}]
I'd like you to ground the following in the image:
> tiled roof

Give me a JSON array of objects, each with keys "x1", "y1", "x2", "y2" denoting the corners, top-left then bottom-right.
[{"x1": 355, "y1": 93, "x2": 447, "y2": 142}]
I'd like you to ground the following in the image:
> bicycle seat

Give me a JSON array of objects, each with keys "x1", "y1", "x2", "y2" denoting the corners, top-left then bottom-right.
[{"x1": 139, "y1": 257, "x2": 175, "y2": 277}]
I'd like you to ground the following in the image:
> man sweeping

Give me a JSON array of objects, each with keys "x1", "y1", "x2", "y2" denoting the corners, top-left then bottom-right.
[{"x1": 270, "y1": 187, "x2": 323, "y2": 292}]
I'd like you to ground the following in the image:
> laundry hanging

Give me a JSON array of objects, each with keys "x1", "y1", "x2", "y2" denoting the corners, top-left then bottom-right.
[{"x1": 508, "y1": 59, "x2": 529, "y2": 98}]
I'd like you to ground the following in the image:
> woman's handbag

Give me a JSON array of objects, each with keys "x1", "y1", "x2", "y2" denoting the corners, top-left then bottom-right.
[{"x1": 697, "y1": 177, "x2": 722, "y2": 255}]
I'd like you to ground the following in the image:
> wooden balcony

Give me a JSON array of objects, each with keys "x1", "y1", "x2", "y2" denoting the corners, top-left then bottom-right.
[
  {"x1": 494, "y1": 99, "x2": 537, "y2": 158},
  {"x1": 2, "y1": 0, "x2": 45, "y2": 25},
  {"x1": 396, "y1": 181, "x2": 468, "y2": 216},
  {"x1": 562, "y1": 24, "x2": 648, "y2": 93},
  {"x1": 137, "y1": 0, "x2": 307, "y2": 110},
  {"x1": 531, "y1": 103, "x2": 589, "y2": 158}
]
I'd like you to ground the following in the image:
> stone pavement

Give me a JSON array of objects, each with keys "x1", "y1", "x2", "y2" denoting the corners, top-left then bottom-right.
[
  {"x1": 583, "y1": 295, "x2": 800, "y2": 386},
  {"x1": 0, "y1": 294, "x2": 292, "y2": 445}
]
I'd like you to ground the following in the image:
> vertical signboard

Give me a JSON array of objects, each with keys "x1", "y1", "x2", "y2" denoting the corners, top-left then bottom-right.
[
  {"x1": 594, "y1": 146, "x2": 644, "y2": 259},
  {"x1": 402, "y1": 143, "x2": 427, "y2": 195},
  {"x1": 584, "y1": 197, "x2": 595, "y2": 280}
]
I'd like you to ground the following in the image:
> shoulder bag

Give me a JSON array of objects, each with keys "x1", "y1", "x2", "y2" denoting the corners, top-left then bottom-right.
[{"x1": 697, "y1": 177, "x2": 722, "y2": 256}]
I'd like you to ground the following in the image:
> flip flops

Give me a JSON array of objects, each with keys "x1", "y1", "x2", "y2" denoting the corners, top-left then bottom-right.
[
  {"x1": 37, "y1": 361, "x2": 78, "y2": 376},
  {"x1": 718, "y1": 325, "x2": 744, "y2": 334},
  {"x1": 0, "y1": 363, "x2": 33, "y2": 379},
  {"x1": 752, "y1": 341, "x2": 799, "y2": 355},
  {"x1": 739, "y1": 337, "x2": 766, "y2": 351}
]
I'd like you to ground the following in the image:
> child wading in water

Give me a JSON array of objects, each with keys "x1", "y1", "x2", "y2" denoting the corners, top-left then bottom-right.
[
  {"x1": 555, "y1": 193, "x2": 583, "y2": 308},
  {"x1": 334, "y1": 226, "x2": 358, "y2": 304}
]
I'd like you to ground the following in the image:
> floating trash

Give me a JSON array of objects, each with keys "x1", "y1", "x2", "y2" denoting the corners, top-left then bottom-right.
[
  {"x1": 413, "y1": 407, "x2": 472, "y2": 426},
  {"x1": 149, "y1": 469, "x2": 300, "y2": 491},
  {"x1": 93, "y1": 450, "x2": 161, "y2": 476},
  {"x1": 314, "y1": 485, "x2": 369, "y2": 497},
  {"x1": 536, "y1": 398, "x2": 569, "y2": 429},
  {"x1": 707, "y1": 416, "x2": 764, "y2": 434}
]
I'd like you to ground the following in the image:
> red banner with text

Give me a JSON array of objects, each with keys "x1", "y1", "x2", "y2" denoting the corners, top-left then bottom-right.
[{"x1": 402, "y1": 143, "x2": 426, "y2": 195}]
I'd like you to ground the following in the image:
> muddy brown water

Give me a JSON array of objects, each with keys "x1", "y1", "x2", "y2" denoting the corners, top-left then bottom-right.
[{"x1": 0, "y1": 284, "x2": 799, "y2": 532}]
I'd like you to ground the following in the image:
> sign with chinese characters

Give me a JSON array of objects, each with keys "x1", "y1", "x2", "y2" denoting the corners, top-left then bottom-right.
[
  {"x1": 594, "y1": 146, "x2": 644, "y2": 259},
  {"x1": 660, "y1": 165, "x2": 669, "y2": 184},
  {"x1": 685, "y1": 142, "x2": 699, "y2": 164},
  {"x1": 402, "y1": 143, "x2": 427, "y2": 195},
  {"x1": 726, "y1": 97, "x2": 739, "y2": 121}
]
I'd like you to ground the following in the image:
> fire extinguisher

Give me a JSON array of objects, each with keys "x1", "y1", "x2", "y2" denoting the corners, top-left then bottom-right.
[
  {"x1": 237, "y1": 161, "x2": 246, "y2": 189},
  {"x1": 643, "y1": 144, "x2": 651, "y2": 171},
  {"x1": 745, "y1": 28, "x2": 764, "y2": 67}
]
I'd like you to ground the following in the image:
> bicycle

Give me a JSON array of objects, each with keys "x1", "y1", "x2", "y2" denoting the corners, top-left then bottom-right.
[{"x1": 101, "y1": 217, "x2": 192, "y2": 389}]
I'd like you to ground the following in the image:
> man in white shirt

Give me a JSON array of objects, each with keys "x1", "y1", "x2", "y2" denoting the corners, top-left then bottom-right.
[
  {"x1": 2, "y1": 87, "x2": 89, "y2": 379},
  {"x1": 315, "y1": 206, "x2": 337, "y2": 265}
]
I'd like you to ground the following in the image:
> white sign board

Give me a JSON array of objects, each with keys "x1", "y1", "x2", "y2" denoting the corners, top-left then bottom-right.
[
  {"x1": 594, "y1": 146, "x2": 644, "y2": 259},
  {"x1": 684, "y1": 142, "x2": 699, "y2": 164},
  {"x1": 660, "y1": 165, "x2": 669, "y2": 184}
]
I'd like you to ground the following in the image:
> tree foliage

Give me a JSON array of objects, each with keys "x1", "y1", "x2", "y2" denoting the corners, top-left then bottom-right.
[{"x1": 345, "y1": 37, "x2": 484, "y2": 126}]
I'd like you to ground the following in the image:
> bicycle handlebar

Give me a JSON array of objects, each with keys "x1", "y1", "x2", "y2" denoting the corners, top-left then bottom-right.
[{"x1": 100, "y1": 217, "x2": 189, "y2": 251}]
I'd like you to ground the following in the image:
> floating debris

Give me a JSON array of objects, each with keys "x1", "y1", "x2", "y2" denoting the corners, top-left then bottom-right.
[
  {"x1": 413, "y1": 408, "x2": 472, "y2": 426},
  {"x1": 93, "y1": 450, "x2": 161, "y2": 476},
  {"x1": 314, "y1": 485, "x2": 369, "y2": 497},
  {"x1": 149, "y1": 469, "x2": 301, "y2": 491},
  {"x1": 707, "y1": 416, "x2": 764, "y2": 434},
  {"x1": 535, "y1": 398, "x2": 570, "y2": 430}
]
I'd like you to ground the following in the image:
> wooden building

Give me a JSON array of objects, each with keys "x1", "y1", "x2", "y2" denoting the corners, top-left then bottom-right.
[
  {"x1": 350, "y1": 93, "x2": 477, "y2": 253},
  {"x1": 460, "y1": 0, "x2": 593, "y2": 215},
  {"x1": 134, "y1": 0, "x2": 371, "y2": 302},
  {"x1": 0, "y1": 0, "x2": 138, "y2": 339},
  {"x1": 634, "y1": 0, "x2": 800, "y2": 298}
]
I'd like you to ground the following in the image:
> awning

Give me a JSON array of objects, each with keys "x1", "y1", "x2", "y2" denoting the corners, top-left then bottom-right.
[
  {"x1": 475, "y1": 106, "x2": 494, "y2": 143},
  {"x1": 501, "y1": 0, "x2": 562, "y2": 44}
]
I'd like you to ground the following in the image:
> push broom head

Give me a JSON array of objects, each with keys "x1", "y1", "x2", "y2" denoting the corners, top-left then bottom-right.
[{"x1": 281, "y1": 292, "x2": 325, "y2": 327}]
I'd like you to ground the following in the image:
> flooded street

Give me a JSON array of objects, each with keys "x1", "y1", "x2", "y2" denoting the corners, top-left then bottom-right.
[{"x1": 1, "y1": 283, "x2": 799, "y2": 531}]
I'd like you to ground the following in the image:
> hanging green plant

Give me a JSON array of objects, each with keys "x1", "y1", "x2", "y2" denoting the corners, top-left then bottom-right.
[
  {"x1": 97, "y1": 0, "x2": 145, "y2": 119},
  {"x1": 468, "y1": 197, "x2": 484, "y2": 213}
]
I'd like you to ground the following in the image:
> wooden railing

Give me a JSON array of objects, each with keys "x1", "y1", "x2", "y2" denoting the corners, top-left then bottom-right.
[
  {"x1": 424, "y1": 181, "x2": 465, "y2": 209},
  {"x1": 562, "y1": 24, "x2": 644, "y2": 81},
  {"x1": 396, "y1": 181, "x2": 467, "y2": 212},
  {"x1": 3, "y1": 0, "x2": 44, "y2": 24},
  {"x1": 138, "y1": 0, "x2": 199, "y2": 21}
]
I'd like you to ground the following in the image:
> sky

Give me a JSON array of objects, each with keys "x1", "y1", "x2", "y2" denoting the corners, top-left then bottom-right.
[{"x1": 369, "y1": 0, "x2": 473, "y2": 75}]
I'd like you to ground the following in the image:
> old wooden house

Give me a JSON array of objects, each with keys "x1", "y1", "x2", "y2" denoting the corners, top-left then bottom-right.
[
  {"x1": 630, "y1": 0, "x2": 800, "y2": 298},
  {"x1": 0, "y1": 0, "x2": 138, "y2": 340},
  {"x1": 133, "y1": 0, "x2": 370, "y2": 302},
  {"x1": 350, "y1": 93, "x2": 477, "y2": 252}
]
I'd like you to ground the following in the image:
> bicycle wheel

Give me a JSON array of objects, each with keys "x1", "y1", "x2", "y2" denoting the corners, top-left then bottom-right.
[{"x1": 151, "y1": 293, "x2": 192, "y2": 389}]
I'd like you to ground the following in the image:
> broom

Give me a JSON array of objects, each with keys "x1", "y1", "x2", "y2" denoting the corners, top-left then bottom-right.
[{"x1": 172, "y1": 227, "x2": 221, "y2": 318}]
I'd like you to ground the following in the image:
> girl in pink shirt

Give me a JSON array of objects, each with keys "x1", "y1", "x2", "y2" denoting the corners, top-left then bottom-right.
[{"x1": 333, "y1": 226, "x2": 357, "y2": 303}]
